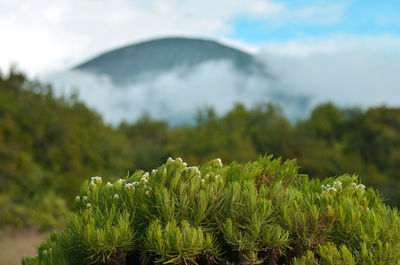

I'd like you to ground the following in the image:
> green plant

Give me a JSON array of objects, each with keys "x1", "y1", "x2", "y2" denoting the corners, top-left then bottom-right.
[{"x1": 23, "y1": 156, "x2": 400, "y2": 264}]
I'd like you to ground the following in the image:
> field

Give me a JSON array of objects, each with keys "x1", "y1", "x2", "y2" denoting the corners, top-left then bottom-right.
[{"x1": 0, "y1": 230, "x2": 47, "y2": 265}]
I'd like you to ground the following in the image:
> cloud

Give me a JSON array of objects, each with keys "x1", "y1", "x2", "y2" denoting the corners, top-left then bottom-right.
[
  {"x1": 0, "y1": 0, "x2": 350, "y2": 75},
  {"x1": 0, "y1": 0, "x2": 284, "y2": 75},
  {"x1": 43, "y1": 60, "x2": 308, "y2": 125},
  {"x1": 260, "y1": 34, "x2": 400, "y2": 57},
  {"x1": 40, "y1": 33, "x2": 400, "y2": 126},
  {"x1": 259, "y1": 34, "x2": 400, "y2": 109}
]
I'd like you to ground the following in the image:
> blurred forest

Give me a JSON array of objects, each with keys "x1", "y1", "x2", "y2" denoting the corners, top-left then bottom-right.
[{"x1": 1, "y1": 69, "x2": 400, "y2": 230}]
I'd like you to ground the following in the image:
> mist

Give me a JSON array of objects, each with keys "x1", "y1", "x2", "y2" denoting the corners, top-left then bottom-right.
[
  {"x1": 44, "y1": 60, "x2": 309, "y2": 125},
  {"x1": 43, "y1": 47, "x2": 400, "y2": 126},
  {"x1": 260, "y1": 49, "x2": 400, "y2": 110}
]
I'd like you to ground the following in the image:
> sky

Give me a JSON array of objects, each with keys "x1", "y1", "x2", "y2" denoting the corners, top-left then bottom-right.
[
  {"x1": 1, "y1": 0, "x2": 400, "y2": 74},
  {"x1": 2, "y1": 0, "x2": 400, "y2": 124}
]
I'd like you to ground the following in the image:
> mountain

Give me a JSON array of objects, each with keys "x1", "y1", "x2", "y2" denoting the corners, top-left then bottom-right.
[{"x1": 74, "y1": 37, "x2": 267, "y2": 85}]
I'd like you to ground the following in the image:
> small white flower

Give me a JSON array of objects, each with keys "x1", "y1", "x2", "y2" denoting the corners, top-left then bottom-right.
[
  {"x1": 141, "y1": 177, "x2": 148, "y2": 183},
  {"x1": 216, "y1": 158, "x2": 223, "y2": 167},
  {"x1": 117, "y1": 179, "x2": 125, "y2": 184},
  {"x1": 83, "y1": 196, "x2": 88, "y2": 201},
  {"x1": 75, "y1": 196, "x2": 80, "y2": 202},
  {"x1": 145, "y1": 190, "x2": 150, "y2": 195},
  {"x1": 328, "y1": 187, "x2": 337, "y2": 192},
  {"x1": 89, "y1": 181, "x2": 96, "y2": 187},
  {"x1": 107, "y1": 182, "x2": 113, "y2": 187},
  {"x1": 176, "y1": 157, "x2": 183, "y2": 162},
  {"x1": 334, "y1": 180, "x2": 342, "y2": 186},
  {"x1": 152, "y1": 169, "x2": 157, "y2": 174},
  {"x1": 91, "y1": 176, "x2": 102, "y2": 181},
  {"x1": 49, "y1": 248, "x2": 52, "y2": 252},
  {"x1": 201, "y1": 178, "x2": 205, "y2": 183},
  {"x1": 86, "y1": 203, "x2": 92, "y2": 208},
  {"x1": 42, "y1": 250, "x2": 48, "y2": 255},
  {"x1": 141, "y1": 172, "x2": 149, "y2": 183},
  {"x1": 358, "y1": 184, "x2": 366, "y2": 190},
  {"x1": 182, "y1": 162, "x2": 187, "y2": 167},
  {"x1": 351, "y1": 183, "x2": 358, "y2": 189},
  {"x1": 114, "y1": 194, "x2": 119, "y2": 199},
  {"x1": 167, "y1": 157, "x2": 174, "y2": 162}
]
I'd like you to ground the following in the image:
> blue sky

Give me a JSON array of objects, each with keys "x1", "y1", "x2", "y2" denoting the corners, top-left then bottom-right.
[
  {"x1": 1, "y1": 0, "x2": 400, "y2": 73},
  {"x1": 230, "y1": 0, "x2": 400, "y2": 43}
]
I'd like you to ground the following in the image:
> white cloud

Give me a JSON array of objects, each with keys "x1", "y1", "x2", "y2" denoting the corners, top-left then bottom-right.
[
  {"x1": 39, "y1": 33, "x2": 400, "y2": 125},
  {"x1": 260, "y1": 34, "x2": 400, "y2": 57},
  {"x1": 0, "y1": 0, "x2": 350, "y2": 75},
  {"x1": 42, "y1": 6, "x2": 62, "y2": 22},
  {"x1": 258, "y1": 34, "x2": 400, "y2": 109},
  {"x1": 44, "y1": 60, "x2": 306, "y2": 125},
  {"x1": 0, "y1": 0, "x2": 284, "y2": 75}
]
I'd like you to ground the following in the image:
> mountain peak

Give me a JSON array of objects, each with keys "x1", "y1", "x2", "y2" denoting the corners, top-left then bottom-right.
[{"x1": 74, "y1": 37, "x2": 267, "y2": 85}]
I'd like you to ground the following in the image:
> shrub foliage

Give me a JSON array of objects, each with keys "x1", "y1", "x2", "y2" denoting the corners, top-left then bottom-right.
[{"x1": 23, "y1": 156, "x2": 400, "y2": 264}]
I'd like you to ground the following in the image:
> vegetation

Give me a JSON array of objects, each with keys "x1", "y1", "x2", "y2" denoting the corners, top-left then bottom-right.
[
  {"x1": 2, "y1": 69, "x2": 400, "y2": 232},
  {"x1": 0, "y1": 69, "x2": 132, "y2": 229},
  {"x1": 121, "y1": 103, "x2": 400, "y2": 206},
  {"x1": 22, "y1": 156, "x2": 400, "y2": 264}
]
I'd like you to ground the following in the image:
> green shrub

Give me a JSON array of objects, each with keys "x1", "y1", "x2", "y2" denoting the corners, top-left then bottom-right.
[{"x1": 23, "y1": 156, "x2": 400, "y2": 264}]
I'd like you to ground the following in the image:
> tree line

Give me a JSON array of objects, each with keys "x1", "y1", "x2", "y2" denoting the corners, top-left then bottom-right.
[{"x1": 1, "y1": 69, "x2": 400, "y2": 229}]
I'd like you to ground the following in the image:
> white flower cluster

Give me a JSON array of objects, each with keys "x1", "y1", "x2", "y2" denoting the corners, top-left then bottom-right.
[
  {"x1": 91, "y1": 176, "x2": 101, "y2": 182},
  {"x1": 75, "y1": 195, "x2": 89, "y2": 204},
  {"x1": 321, "y1": 180, "x2": 342, "y2": 194},
  {"x1": 216, "y1": 158, "x2": 223, "y2": 168},
  {"x1": 113, "y1": 194, "x2": 119, "y2": 199},
  {"x1": 89, "y1": 176, "x2": 102, "y2": 187},
  {"x1": 167, "y1": 157, "x2": 224, "y2": 184},
  {"x1": 141, "y1": 172, "x2": 149, "y2": 183},
  {"x1": 187, "y1": 166, "x2": 205, "y2": 182},
  {"x1": 351, "y1": 183, "x2": 366, "y2": 190},
  {"x1": 42, "y1": 248, "x2": 52, "y2": 255},
  {"x1": 107, "y1": 182, "x2": 113, "y2": 187},
  {"x1": 125, "y1": 181, "x2": 139, "y2": 190},
  {"x1": 187, "y1": 166, "x2": 201, "y2": 174}
]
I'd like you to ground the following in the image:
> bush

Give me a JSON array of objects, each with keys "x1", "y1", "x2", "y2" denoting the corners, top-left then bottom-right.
[{"x1": 22, "y1": 156, "x2": 400, "y2": 264}]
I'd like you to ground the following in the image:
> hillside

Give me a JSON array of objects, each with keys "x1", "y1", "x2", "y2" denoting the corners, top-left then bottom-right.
[
  {"x1": 3, "y1": 71, "x2": 400, "y2": 233},
  {"x1": 74, "y1": 37, "x2": 267, "y2": 85}
]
